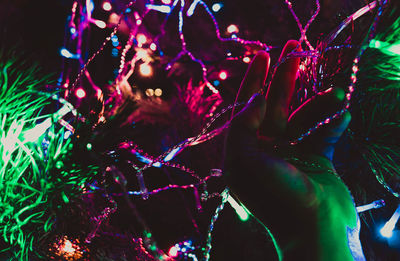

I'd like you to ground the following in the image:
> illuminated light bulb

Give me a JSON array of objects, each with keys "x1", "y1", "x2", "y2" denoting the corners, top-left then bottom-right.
[
  {"x1": 186, "y1": 0, "x2": 200, "y2": 16},
  {"x1": 139, "y1": 63, "x2": 153, "y2": 77},
  {"x1": 108, "y1": 13, "x2": 119, "y2": 24},
  {"x1": 94, "y1": 19, "x2": 107, "y2": 29},
  {"x1": 380, "y1": 204, "x2": 400, "y2": 238},
  {"x1": 162, "y1": 0, "x2": 172, "y2": 4},
  {"x1": 75, "y1": 88, "x2": 86, "y2": 98},
  {"x1": 145, "y1": 88, "x2": 154, "y2": 96},
  {"x1": 356, "y1": 199, "x2": 385, "y2": 213},
  {"x1": 24, "y1": 104, "x2": 72, "y2": 142},
  {"x1": 227, "y1": 24, "x2": 239, "y2": 34},
  {"x1": 64, "y1": 131, "x2": 72, "y2": 139},
  {"x1": 137, "y1": 34, "x2": 147, "y2": 45},
  {"x1": 87, "y1": 0, "x2": 95, "y2": 14},
  {"x1": 243, "y1": 56, "x2": 251, "y2": 63},
  {"x1": 218, "y1": 71, "x2": 228, "y2": 80},
  {"x1": 154, "y1": 88, "x2": 162, "y2": 97},
  {"x1": 102, "y1": 1, "x2": 112, "y2": 11},
  {"x1": 136, "y1": 49, "x2": 148, "y2": 60},
  {"x1": 227, "y1": 194, "x2": 249, "y2": 221},
  {"x1": 212, "y1": 3, "x2": 223, "y2": 12},
  {"x1": 150, "y1": 43, "x2": 157, "y2": 51},
  {"x1": 146, "y1": 4, "x2": 172, "y2": 13},
  {"x1": 60, "y1": 48, "x2": 80, "y2": 59},
  {"x1": 168, "y1": 245, "x2": 179, "y2": 256},
  {"x1": 62, "y1": 239, "x2": 75, "y2": 253}
]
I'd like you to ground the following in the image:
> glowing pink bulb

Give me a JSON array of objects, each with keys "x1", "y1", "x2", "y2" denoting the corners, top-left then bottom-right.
[
  {"x1": 227, "y1": 24, "x2": 239, "y2": 34},
  {"x1": 137, "y1": 34, "x2": 147, "y2": 45},
  {"x1": 102, "y1": 2, "x2": 112, "y2": 11},
  {"x1": 242, "y1": 57, "x2": 251, "y2": 63},
  {"x1": 150, "y1": 43, "x2": 157, "y2": 51},
  {"x1": 218, "y1": 71, "x2": 228, "y2": 80},
  {"x1": 75, "y1": 88, "x2": 86, "y2": 98},
  {"x1": 168, "y1": 246, "x2": 179, "y2": 257}
]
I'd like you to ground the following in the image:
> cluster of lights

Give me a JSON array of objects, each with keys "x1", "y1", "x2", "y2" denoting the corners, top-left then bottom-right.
[
  {"x1": 168, "y1": 240, "x2": 198, "y2": 260},
  {"x1": 55, "y1": 0, "x2": 399, "y2": 259},
  {"x1": 52, "y1": 236, "x2": 85, "y2": 260}
]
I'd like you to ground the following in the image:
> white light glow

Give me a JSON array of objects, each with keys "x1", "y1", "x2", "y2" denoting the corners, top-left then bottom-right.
[{"x1": 227, "y1": 194, "x2": 249, "y2": 221}]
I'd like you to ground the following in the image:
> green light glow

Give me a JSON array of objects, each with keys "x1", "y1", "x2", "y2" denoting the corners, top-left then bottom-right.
[
  {"x1": 0, "y1": 56, "x2": 97, "y2": 260},
  {"x1": 369, "y1": 39, "x2": 400, "y2": 56}
]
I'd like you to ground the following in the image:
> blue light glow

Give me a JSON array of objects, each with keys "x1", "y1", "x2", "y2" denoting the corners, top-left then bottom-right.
[
  {"x1": 380, "y1": 204, "x2": 400, "y2": 238},
  {"x1": 60, "y1": 48, "x2": 80, "y2": 59}
]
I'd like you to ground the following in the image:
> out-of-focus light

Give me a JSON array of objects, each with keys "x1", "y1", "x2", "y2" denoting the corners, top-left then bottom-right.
[
  {"x1": 146, "y1": 4, "x2": 172, "y2": 13},
  {"x1": 87, "y1": 0, "x2": 95, "y2": 14},
  {"x1": 70, "y1": 27, "x2": 76, "y2": 35},
  {"x1": 186, "y1": 0, "x2": 200, "y2": 16},
  {"x1": 227, "y1": 24, "x2": 239, "y2": 34},
  {"x1": 111, "y1": 48, "x2": 119, "y2": 57},
  {"x1": 145, "y1": 88, "x2": 154, "y2": 96},
  {"x1": 212, "y1": 3, "x2": 223, "y2": 12},
  {"x1": 168, "y1": 245, "x2": 178, "y2": 257},
  {"x1": 64, "y1": 131, "x2": 72, "y2": 140},
  {"x1": 218, "y1": 71, "x2": 228, "y2": 80},
  {"x1": 102, "y1": 1, "x2": 112, "y2": 11},
  {"x1": 136, "y1": 19, "x2": 142, "y2": 25},
  {"x1": 243, "y1": 56, "x2": 251, "y2": 63},
  {"x1": 60, "y1": 48, "x2": 80, "y2": 59},
  {"x1": 137, "y1": 34, "x2": 147, "y2": 45},
  {"x1": 150, "y1": 43, "x2": 157, "y2": 51},
  {"x1": 75, "y1": 88, "x2": 86, "y2": 98},
  {"x1": 139, "y1": 63, "x2": 153, "y2": 77},
  {"x1": 94, "y1": 19, "x2": 107, "y2": 29},
  {"x1": 154, "y1": 88, "x2": 163, "y2": 97},
  {"x1": 109, "y1": 13, "x2": 119, "y2": 24},
  {"x1": 162, "y1": 0, "x2": 172, "y2": 4},
  {"x1": 61, "y1": 239, "x2": 75, "y2": 254},
  {"x1": 136, "y1": 49, "x2": 148, "y2": 60},
  {"x1": 227, "y1": 194, "x2": 249, "y2": 221},
  {"x1": 380, "y1": 204, "x2": 400, "y2": 238}
]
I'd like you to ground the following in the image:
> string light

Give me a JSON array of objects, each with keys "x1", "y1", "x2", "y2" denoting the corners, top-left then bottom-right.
[
  {"x1": 139, "y1": 63, "x2": 153, "y2": 77},
  {"x1": 380, "y1": 204, "x2": 400, "y2": 238},
  {"x1": 102, "y1": 1, "x2": 112, "y2": 11},
  {"x1": 93, "y1": 19, "x2": 107, "y2": 29},
  {"x1": 154, "y1": 88, "x2": 163, "y2": 97},
  {"x1": 218, "y1": 71, "x2": 228, "y2": 80},
  {"x1": 356, "y1": 200, "x2": 385, "y2": 213},
  {"x1": 227, "y1": 24, "x2": 239, "y2": 34},
  {"x1": 53, "y1": 0, "x2": 391, "y2": 259},
  {"x1": 60, "y1": 48, "x2": 80, "y2": 59},
  {"x1": 75, "y1": 88, "x2": 86, "y2": 98},
  {"x1": 227, "y1": 194, "x2": 249, "y2": 221},
  {"x1": 211, "y1": 3, "x2": 223, "y2": 12}
]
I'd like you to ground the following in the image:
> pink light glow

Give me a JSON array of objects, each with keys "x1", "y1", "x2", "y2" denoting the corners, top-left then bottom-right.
[
  {"x1": 102, "y1": 2, "x2": 112, "y2": 11},
  {"x1": 227, "y1": 24, "x2": 239, "y2": 34},
  {"x1": 218, "y1": 71, "x2": 228, "y2": 80},
  {"x1": 168, "y1": 246, "x2": 179, "y2": 257},
  {"x1": 162, "y1": 0, "x2": 172, "y2": 4},
  {"x1": 75, "y1": 88, "x2": 86, "y2": 98}
]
